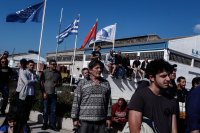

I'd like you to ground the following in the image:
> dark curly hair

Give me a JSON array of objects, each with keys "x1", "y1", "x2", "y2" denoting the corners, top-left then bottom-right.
[{"x1": 145, "y1": 59, "x2": 172, "y2": 78}]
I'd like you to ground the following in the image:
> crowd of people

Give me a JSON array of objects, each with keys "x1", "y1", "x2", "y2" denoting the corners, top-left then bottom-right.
[
  {"x1": 0, "y1": 48, "x2": 200, "y2": 133},
  {"x1": 77, "y1": 46, "x2": 200, "y2": 133},
  {"x1": 0, "y1": 52, "x2": 33, "y2": 133},
  {"x1": 105, "y1": 48, "x2": 149, "y2": 80},
  {"x1": 0, "y1": 51, "x2": 63, "y2": 132}
]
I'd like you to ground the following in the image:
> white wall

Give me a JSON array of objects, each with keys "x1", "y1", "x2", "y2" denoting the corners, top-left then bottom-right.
[{"x1": 168, "y1": 35, "x2": 200, "y2": 57}]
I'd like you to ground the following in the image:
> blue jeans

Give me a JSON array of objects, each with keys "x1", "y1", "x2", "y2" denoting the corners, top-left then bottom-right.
[
  {"x1": 0, "y1": 84, "x2": 9, "y2": 113},
  {"x1": 43, "y1": 94, "x2": 57, "y2": 127},
  {"x1": 116, "y1": 66, "x2": 125, "y2": 77}
]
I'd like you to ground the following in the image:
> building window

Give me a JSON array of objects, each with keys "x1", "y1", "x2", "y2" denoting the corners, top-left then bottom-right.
[
  {"x1": 62, "y1": 56, "x2": 72, "y2": 61},
  {"x1": 85, "y1": 55, "x2": 91, "y2": 61},
  {"x1": 85, "y1": 54, "x2": 106, "y2": 61},
  {"x1": 47, "y1": 55, "x2": 83, "y2": 62},
  {"x1": 140, "y1": 51, "x2": 164, "y2": 60},
  {"x1": 75, "y1": 55, "x2": 83, "y2": 61},
  {"x1": 194, "y1": 60, "x2": 200, "y2": 68},
  {"x1": 169, "y1": 53, "x2": 192, "y2": 66},
  {"x1": 46, "y1": 57, "x2": 55, "y2": 62},
  {"x1": 127, "y1": 53, "x2": 138, "y2": 60}
]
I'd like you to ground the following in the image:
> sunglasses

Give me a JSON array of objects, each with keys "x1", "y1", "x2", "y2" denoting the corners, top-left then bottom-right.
[{"x1": 1, "y1": 61, "x2": 6, "y2": 63}]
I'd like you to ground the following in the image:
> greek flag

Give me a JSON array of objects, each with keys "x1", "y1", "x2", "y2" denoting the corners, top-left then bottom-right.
[
  {"x1": 56, "y1": 15, "x2": 80, "y2": 44},
  {"x1": 6, "y1": 2, "x2": 44, "y2": 23},
  {"x1": 96, "y1": 24, "x2": 116, "y2": 42}
]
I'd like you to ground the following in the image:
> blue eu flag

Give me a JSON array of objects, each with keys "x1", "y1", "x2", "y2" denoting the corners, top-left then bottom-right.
[{"x1": 6, "y1": 2, "x2": 44, "y2": 23}]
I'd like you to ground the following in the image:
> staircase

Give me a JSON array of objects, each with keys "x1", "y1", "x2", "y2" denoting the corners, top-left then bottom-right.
[{"x1": 102, "y1": 69, "x2": 143, "y2": 101}]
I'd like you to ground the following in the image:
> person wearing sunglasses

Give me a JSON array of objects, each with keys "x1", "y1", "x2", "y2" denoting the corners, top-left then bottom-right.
[{"x1": 40, "y1": 60, "x2": 62, "y2": 131}]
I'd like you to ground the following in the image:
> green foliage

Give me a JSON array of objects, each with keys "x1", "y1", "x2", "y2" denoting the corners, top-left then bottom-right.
[
  {"x1": 32, "y1": 99, "x2": 43, "y2": 112},
  {"x1": 8, "y1": 80, "x2": 74, "y2": 118},
  {"x1": 56, "y1": 85, "x2": 74, "y2": 118},
  {"x1": 32, "y1": 84, "x2": 43, "y2": 112},
  {"x1": 31, "y1": 85, "x2": 74, "y2": 118}
]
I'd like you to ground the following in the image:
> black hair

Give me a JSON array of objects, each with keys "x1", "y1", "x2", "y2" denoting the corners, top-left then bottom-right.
[
  {"x1": 20, "y1": 59, "x2": 27, "y2": 65},
  {"x1": 82, "y1": 67, "x2": 88, "y2": 73},
  {"x1": 177, "y1": 76, "x2": 186, "y2": 82},
  {"x1": 88, "y1": 60, "x2": 104, "y2": 69},
  {"x1": 6, "y1": 113, "x2": 17, "y2": 121},
  {"x1": 172, "y1": 64, "x2": 177, "y2": 69},
  {"x1": 192, "y1": 77, "x2": 200, "y2": 88},
  {"x1": 27, "y1": 60, "x2": 34, "y2": 64},
  {"x1": 145, "y1": 59, "x2": 172, "y2": 78}
]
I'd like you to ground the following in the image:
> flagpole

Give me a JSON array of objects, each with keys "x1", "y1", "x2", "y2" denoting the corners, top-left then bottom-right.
[
  {"x1": 55, "y1": 8, "x2": 63, "y2": 61},
  {"x1": 70, "y1": 14, "x2": 80, "y2": 86},
  {"x1": 70, "y1": 35, "x2": 78, "y2": 86},
  {"x1": 36, "y1": 0, "x2": 47, "y2": 73},
  {"x1": 93, "y1": 42, "x2": 96, "y2": 51},
  {"x1": 112, "y1": 23, "x2": 117, "y2": 51}
]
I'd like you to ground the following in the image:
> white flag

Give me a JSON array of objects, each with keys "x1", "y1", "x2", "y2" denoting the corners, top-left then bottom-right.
[{"x1": 96, "y1": 24, "x2": 116, "y2": 42}]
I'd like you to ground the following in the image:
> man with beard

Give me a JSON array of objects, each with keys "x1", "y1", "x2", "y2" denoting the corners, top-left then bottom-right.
[
  {"x1": 128, "y1": 59, "x2": 177, "y2": 133},
  {"x1": 176, "y1": 76, "x2": 188, "y2": 133},
  {"x1": 161, "y1": 64, "x2": 177, "y2": 99}
]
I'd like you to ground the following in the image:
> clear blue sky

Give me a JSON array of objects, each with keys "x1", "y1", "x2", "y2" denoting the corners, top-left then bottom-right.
[{"x1": 0, "y1": 0, "x2": 200, "y2": 57}]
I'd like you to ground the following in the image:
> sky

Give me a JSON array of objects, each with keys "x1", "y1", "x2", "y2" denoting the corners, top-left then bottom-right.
[{"x1": 0, "y1": 0, "x2": 200, "y2": 57}]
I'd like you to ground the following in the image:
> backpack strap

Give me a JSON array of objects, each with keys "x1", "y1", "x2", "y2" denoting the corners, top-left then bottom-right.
[{"x1": 142, "y1": 117, "x2": 160, "y2": 133}]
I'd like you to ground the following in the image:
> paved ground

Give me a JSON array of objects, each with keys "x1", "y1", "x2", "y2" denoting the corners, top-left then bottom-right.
[{"x1": 29, "y1": 121, "x2": 73, "y2": 133}]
